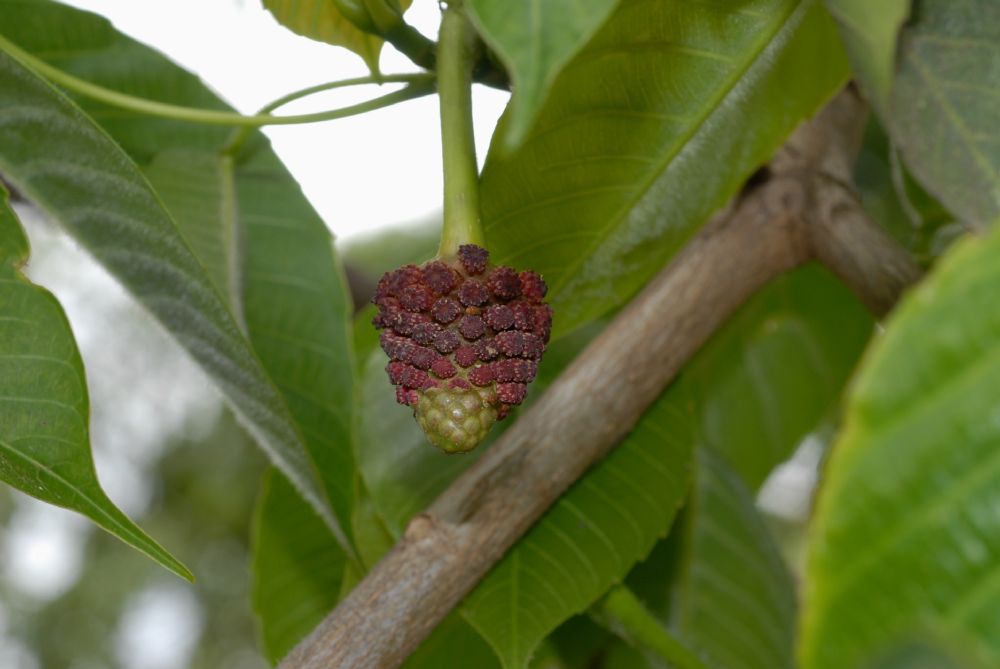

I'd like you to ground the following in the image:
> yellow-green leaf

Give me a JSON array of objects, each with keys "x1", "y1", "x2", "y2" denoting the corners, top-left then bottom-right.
[
  {"x1": 264, "y1": 0, "x2": 410, "y2": 73},
  {"x1": 801, "y1": 224, "x2": 1000, "y2": 669}
]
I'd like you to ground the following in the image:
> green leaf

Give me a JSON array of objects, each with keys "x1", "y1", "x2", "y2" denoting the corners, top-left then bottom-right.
[
  {"x1": 263, "y1": 0, "x2": 407, "y2": 73},
  {"x1": 0, "y1": 184, "x2": 191, "y2": 581},
  {"x1": 465, "y1": 0, "x2": 620, "y2": 151},
  {"x1": 405, "y1": 612, "x2": 502, "y2": 669},
  {"x1": 869, "y1": 641, "x2": 982, "y2": 669},
  {"x1": 800, "y1": 224, "x2": 1000, "y2": 669},
  {"x1": 681, "y1": 266, "x2": 872, "y2": 490},
  {"x1": 0, "y1": 0, "x2": 360, "y2": 549},
  {"x1": 251, "y1": 468, "x2": 346, "y2": 665},
  {"x1": 0, "y1": 40, "x2": 339, "y2": 546},
  {"x1": 672, "y1": 449, "x2": 797, "y2": 669},
  {"x1": 853, "y1": 117, "x2": 962, "y2": 265},
  {"x1": 890, "y1": 0, "x2": 1000, "y2": 228},
  {"x1": 142, "y1": 149, "x2": 237, "y2": 305},
  {"x1": 0, "y1": 185, "x2": 27, "y2": 263},
  {"x1": 461, "y1": 385, "x2": 697, "y2": 668},
  {"x1": 593, "y1": 585, "x2": 709, "y2": 669},
  {"x1": 236, "y1": 146, "x2": 358, "y2": 540},
  {"x1": 539, "y1": 615, "x2": 616, "y2": 669},
  {"x1": 822, "y1": 0, "x2": 910, "y2": 113},
  {"x1": 481, "y1": 0, "x2": 849, "y2": 338}
]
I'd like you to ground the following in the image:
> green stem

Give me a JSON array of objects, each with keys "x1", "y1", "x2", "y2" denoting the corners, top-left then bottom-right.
[
  {"x1": 363, "y1": 0, "x2": 438, "y2": 70},
  {"x1": 436, "y1": 2, "x2": 485, "y2": 257},
  {"x1": 595, "y1": 586, "x2": 712, "y2": 669},
  {"x1": 222, "y1": 73, "x2": 435, "y2": 156},
  {"x1": 0, "y1": 32, "x2": 434, "y2": 127}
]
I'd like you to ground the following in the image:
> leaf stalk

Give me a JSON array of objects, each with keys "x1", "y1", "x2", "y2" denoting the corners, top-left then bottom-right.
[
  {"x1": 594, "y1": 586, "x2": 712, "y2": 669},
  {"x1": 436, "y1": 2, "x2": 485, "y2": 257},
  {"x1": 0, "y1": 33, "x2": 434, "y2": 128}
]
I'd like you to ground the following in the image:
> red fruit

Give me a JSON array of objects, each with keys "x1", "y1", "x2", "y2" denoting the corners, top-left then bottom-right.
[
  {"x1": 400, "y1": 284, "x2": 434, "y2": 312},
  {"x1": 411, "y1": 322, "x2": 441, "y2": 346},
  {"x1": 483, "y1": 304, "x2": 514, "y2": 331},
  {"x1": 458, "y1": 315, "x2": 486, "y2": 340},
  {"x1": 519, "y1": 270, "x2": 547, "y2": 300},
  {"x1": 468, "y1": 365, "x2": 494, "y2": 386},
  {"x1": 432, "y1": 329, "x2": 460, "y2": 354},
  {"x1": 423, "y1": 261, "x2": 458, "y2": 295},
  {"x1": 372, "y1": 243, "x2": 552, "y2": 453},
  {"x1": 496, "y1": 383, "x2": 527, "y2": 404},
  {"x1": 486, "y1": 267, "x2": 521, "y2": 300},
  {"x1": 458, "y1": 281, "x2": 489, "y2": 307},
  {"x1": 454, "y1": 346, "x2": 478, "y2": 368},
  {"x1": 458, "y1": 244, "x2": 489, "y2": 275},
  {"x1": 432, "y1": 297, "x2": 461, "y2": 324},
  {"x1": 431, "y1": 357, "x2": 456, "y2": 379},
  {"x1": 474, "y1": 337, "x2": 499, "y2": 361},
  {"x1": 410, "y1": 346, "x2": 436, "y2": 370}
]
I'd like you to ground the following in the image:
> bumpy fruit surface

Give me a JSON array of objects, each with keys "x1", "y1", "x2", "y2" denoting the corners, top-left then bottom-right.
[{"x1": 372, "y1": 244, "x2": 552, "y2": 453}]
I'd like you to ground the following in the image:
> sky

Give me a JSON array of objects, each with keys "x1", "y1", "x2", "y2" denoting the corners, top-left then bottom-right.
[{"x1": 61, "y1": 0, "x2": 511, "y2": 240}]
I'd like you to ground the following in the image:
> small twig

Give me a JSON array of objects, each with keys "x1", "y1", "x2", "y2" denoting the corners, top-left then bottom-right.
[{"x1": 280, "y1": 88, "x2": 921, "y2": 669}]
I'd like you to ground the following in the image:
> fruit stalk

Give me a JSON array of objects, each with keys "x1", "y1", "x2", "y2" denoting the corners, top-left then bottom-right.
[{"x1": 437, "y1": 1, "x2": 485, "y2": 256}]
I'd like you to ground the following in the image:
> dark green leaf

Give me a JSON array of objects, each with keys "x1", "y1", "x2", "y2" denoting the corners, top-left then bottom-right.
[
  {"x1": 0, "y1": 0, "x2": 359, "y2": 549},
  {"x1": 251, "y1": 468, "x2": 346, "y2": 665},
  {"x1": 823, "y1": 0, "x2": 910, "y2": 113},
  {"x1": 142, "y1": 148, "x2": 236, "y2": 304},
  {"x1": 853, "y1": 117, "x2": 962, "y2": 265},
  {"x1": 672, "y1": 449, "x2": 797, "y2": 669},
  {"x1": 890, "y1": 0, "x2": 1000, "y2": 228},
  {"x1": 482, "y1": 0, "x2": 849, "y2": 338},
  {"x1": 0, "y1": 184, "x2": 27, "y2": 262},
  {"x1": 801, "y1": 224, "x2": 1000, "y2": 669},
  {"x1": 681, "y1": 266, "x2": 872, "y2": 490},
  {"x1": 465, "y1": 0, "x2": 620, "y2": 151},
  {"x1": 236, "y1": 146, "x2": 358, "y2": 538},
  {"x1": 404, "y1": 612, "x2": 502, "y2": 669},
  {"x1": 593, "y1": 585, "x2": 709, "y2": 669},
  {"x1": 0, "y1": 184, "x2": 190, "y2": 580},
  {"x1": 868, "y1": 641, "x2": 982, "y2": 669},
  {"x1": 461, "y1": 386, "x2": 696, "y2": 668},
  {"x1": 538, "y1": 615, "x2": 616, "y2": 669}
]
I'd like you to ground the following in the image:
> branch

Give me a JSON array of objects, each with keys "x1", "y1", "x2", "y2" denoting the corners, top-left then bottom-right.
[{"x1": 280, "y1": 88, "x2": 921, "y2": 668}]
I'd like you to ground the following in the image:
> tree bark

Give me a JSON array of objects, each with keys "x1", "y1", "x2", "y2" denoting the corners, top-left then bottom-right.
[{"x1": 280, "y1": 88, "x2": 921, "y2": 669}]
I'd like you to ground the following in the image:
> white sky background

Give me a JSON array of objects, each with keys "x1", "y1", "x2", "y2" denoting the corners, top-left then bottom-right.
[{"x1": 61, "y1": 0, "x2": 511, "y2": 240}]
